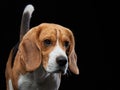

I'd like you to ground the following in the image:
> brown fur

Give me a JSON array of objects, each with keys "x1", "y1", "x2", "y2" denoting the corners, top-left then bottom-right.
[{"x1": 5, "y1": 23, "x2": 79, "y2": 90}]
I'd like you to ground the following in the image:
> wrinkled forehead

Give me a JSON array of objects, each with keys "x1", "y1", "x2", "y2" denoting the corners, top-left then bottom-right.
[{"x1": 39, "y1": 24, "x2": 71, "y2": 40}]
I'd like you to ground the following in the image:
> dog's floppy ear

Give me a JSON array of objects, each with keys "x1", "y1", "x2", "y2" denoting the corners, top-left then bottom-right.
[
  {"x1": 68, "y1": 33, "x2": 79, "y2": 75},
  {"x1": 20, "y1": 39, "x2": 41, "y2": 71},
  {"x1": 69, "y1": 49, "x2": 79, "y2": 74}
]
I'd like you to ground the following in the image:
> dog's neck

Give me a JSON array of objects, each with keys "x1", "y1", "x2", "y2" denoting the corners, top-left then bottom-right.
[{"x1": 18, "y1": 66, "x2": 61, "y2": 90}]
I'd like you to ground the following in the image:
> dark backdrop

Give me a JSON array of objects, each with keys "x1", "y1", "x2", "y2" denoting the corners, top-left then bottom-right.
[{"x1": 0, "y1": 0, "x2": 111, "y2": 90}]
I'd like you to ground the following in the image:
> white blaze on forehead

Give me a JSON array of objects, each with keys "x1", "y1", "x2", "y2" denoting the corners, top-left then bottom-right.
[
  {"x1": 46, "y1": 29, "x2": 68, "y2": 72},
  {"x1": 47, "y1": 36, "x2": 68, "y2": 72},
  {"x1": 50, "y1": 40, "x2": 67, "y2": 59},
  {"x1": 51, "y1": 29, "x2": 67, "y2": 59}
]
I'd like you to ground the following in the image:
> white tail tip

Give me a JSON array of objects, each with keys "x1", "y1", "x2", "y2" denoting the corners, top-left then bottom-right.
[{"x1": 23, "y1": 4, "x2": 34, "y2": 16}]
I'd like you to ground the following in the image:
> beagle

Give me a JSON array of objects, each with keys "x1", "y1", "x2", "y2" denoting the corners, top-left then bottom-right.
[{"x1": 5, "y1": 4, "x2": 79, "y2": 90}]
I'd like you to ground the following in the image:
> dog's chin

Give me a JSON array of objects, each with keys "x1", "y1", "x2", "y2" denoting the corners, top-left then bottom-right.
[
  {"x1": 46, "y1": 66, "x2": 68, "y2": 75},
  {"x1": 54, "y1": 69, "x2": 66, "y2": 75},
  {"x1": 51, "y1": 67, "x2": 67, "y2": 75}
]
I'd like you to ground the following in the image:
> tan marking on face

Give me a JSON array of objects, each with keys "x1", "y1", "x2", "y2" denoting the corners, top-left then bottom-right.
[
  {"x1": 36, "y1": 23, "x2": 72, "y2": 73},
  {"x1": 58, "y1": 29, "x2": 72, "y2": 52},
  {"x1": 38, "y1": 25, "x2": 57, "y2": 69}
]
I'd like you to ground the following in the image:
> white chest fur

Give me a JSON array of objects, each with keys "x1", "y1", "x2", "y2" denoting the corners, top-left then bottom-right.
[
  {"x1": 18, "y1": 66, "x2": 61, "y2": 90},
  {"x1": 8, "y1": 79, "x2": 13, "y2": 90}
]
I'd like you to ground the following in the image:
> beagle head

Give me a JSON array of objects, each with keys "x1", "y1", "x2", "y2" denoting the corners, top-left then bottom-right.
[{"x1": 19, "y1": 23, "x2": 79, "y2": 75}]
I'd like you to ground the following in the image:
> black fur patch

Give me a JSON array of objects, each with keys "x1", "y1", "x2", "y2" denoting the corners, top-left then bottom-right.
[{"x1": 11, "y1": 42, "x2": 20, "y2": 68}]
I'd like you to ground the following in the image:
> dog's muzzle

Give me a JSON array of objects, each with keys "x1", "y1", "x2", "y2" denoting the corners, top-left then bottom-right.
[{"x1": 56, "y1": 56, "x2": 68, "y2": 74}]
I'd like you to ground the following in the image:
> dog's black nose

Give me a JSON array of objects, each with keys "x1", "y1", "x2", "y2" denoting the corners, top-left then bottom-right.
[{"x1": 56, "y1": 56, "x2": 67, "y2": 66}]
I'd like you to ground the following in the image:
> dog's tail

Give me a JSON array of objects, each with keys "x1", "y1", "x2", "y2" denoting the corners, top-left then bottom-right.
[{"x1": 20, "y1": 4, "x2": 34, "y2": 41}]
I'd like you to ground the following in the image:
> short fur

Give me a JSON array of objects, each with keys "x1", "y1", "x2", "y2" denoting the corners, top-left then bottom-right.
[{"x1": 5, "y1": 4, "x2": 79, "y2": 90}]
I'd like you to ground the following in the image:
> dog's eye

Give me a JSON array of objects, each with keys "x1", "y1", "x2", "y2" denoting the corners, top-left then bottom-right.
[
  {"x1": 43, "y1": 39, "x2": 52, "y2": 46},
  {"x1": 64, "y1": 41, "x2": 69, "y2": 48}
]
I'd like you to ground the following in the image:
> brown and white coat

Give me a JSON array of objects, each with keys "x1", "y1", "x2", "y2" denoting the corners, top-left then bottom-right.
[{"x1": 5, "y1": 4, "x2": 79, "y2": 90}]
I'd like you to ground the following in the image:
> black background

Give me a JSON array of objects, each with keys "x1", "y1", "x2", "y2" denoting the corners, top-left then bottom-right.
[{"x1": 0, "y1": 0, "x2": 112, "y2": 90}]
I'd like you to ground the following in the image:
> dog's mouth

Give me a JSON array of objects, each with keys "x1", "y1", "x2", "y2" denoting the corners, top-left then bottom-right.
[
  {"x1": 51, "y1": 67, "x2": 67, "y2": 75},
  {"x1": 46, "y1": 63, "x2": 68, "y2": 75},
  {"x1": 46, "y1": 67, "x2": 67, "y2": 75}
]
